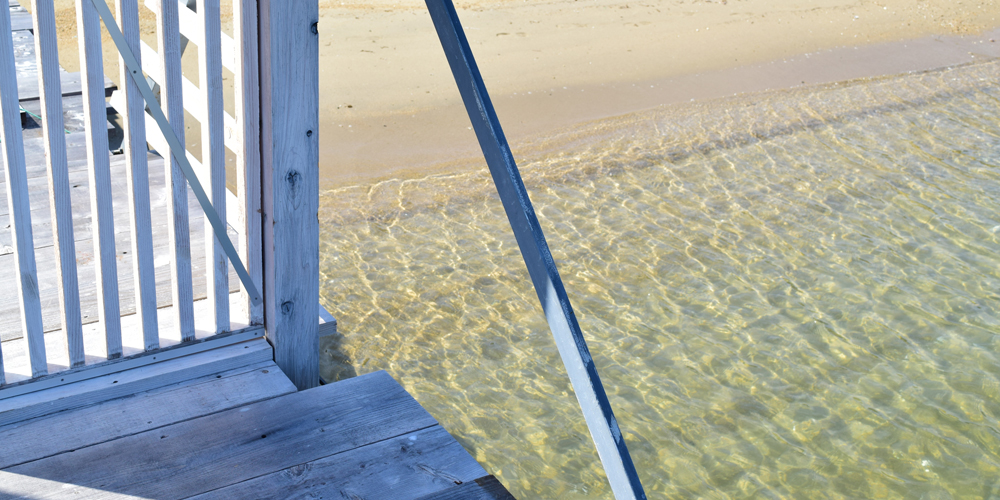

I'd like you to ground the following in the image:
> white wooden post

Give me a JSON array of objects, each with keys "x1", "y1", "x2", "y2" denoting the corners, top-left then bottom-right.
[
  {"x1": 76, "y1": 0, "x2": 122, "y2": 359},
  {"x1": 31, "y1": 0, "x2": 85, "y2": 367},
  {"x1": 234, "y1": 0, "x2": 263, "y2": 327},
  {"x1": 0, "y1": 3, "x2": 46, "y2": 378},
  {"x1": 157, "y1": 0, "x2": 195, "y2": 342},
  {"x1": 259, "y1": 0, "x2": 319, "y2": 390},
  {"x1": 115, "y1": 0, "x2": 159, "y2": 349}
]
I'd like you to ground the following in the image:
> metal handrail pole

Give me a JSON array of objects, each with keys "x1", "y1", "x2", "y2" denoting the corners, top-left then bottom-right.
[{"x1": 424, "y1": 1, "x2": 647, "y2": 498}]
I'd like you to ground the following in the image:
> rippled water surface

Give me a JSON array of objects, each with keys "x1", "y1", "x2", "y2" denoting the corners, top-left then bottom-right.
[{"x1": 319, "y1": 61, "x2": 1000, "y2": 499}]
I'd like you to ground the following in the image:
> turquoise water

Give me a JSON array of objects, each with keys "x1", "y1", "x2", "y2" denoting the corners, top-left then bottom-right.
[{"x1": 319, "y1": 61, "x2": 1000, "y2": 499}]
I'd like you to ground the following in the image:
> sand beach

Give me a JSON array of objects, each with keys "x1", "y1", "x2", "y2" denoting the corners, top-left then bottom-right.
[
  {"x1": 315, "y1": 0, "x2": 1000, "y2": 186},
  {"x1": 26, "y1": 0, "x2": 1000, "y2": 187}
]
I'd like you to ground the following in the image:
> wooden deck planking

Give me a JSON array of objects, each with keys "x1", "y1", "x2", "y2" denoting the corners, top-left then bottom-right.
[
  {"x1": 0, "y1": 337, "x2": 271, "y2": 426},
  {"x1": 0, "y1": 370, "x2": 512, "y2": 500},
  {"x1": 415, "y1": 477, "x2": 517, "y2": 500},
  {"x1": 0, "y1": 358, "x2": 295, "y2": 469},
  {"x1": 187, "y1": 425, "x2": 489, "y2": 500}
]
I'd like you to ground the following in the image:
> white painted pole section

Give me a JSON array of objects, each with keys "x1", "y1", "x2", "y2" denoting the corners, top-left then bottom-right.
[
  {"x1": 234, "y1": 0, "x2": 263, "y2": 326},
  {"x1": 115, "y1": 0, "x2": 159, "y2": 349},
  {"x1": 76, "y1": 0, "x2": 122, "y2": 359},
  {"x1": 31, "y1": 0, "x2": 85, "y2": 367},
  {"x1": 199, "y1": 0, "x2": 229, "y2": 334},
  {"x1": 157, "y1": 0, "x2": 195, "y2": 341},
  {"x1": 0, "y1": 4, "x2": 46, "y2": 378}
]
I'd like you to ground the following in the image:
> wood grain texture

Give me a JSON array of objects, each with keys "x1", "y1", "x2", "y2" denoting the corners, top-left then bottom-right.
[
  {"x1": 0, "y1": 359, "x2": 294, "y2": 469},
  {"x1": 0, "y1": 371, "x2": 437, "y2": 499},
  {"x1": 155, "y1": 0, "x2": 194, "y2": 342},
  {"x1": 31, "y1": 0, "x2": 84, "y2": 368},
  {"x1": 0, "y1": 0, "x2": 46, "y2": 378},
  {"x1": 188, "y1": 425, "x2": 488, "y2": 500},
  {"x1": 259, "y1": 0, "x2": 319, "y2": 391},
  {"x1": 75, "y1": 0, "x2": 122, "y2": 358},
  {"x1": 199, "y1": 0, "x2": 228, "y2": 335},
  {"x1": 234, "y1": 0, "x2": 262, "y2": 326},
  {"x1": 115, "y1": 0, "x2": 159, "y2": 349},
  {"x1": 0, "y1": 338, "x2": 272, "y2": 426},
  {"x1": 413, "y1": 476, "x2": 517, "y2": 500}
]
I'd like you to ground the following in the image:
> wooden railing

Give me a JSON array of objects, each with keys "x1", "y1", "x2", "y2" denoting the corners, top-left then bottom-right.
[{"x1": 0, "y1": 0, "x2": 319, "y2": 389}]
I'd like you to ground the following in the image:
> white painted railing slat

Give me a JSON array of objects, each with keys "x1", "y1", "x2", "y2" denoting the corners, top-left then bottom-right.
[
  {"x1": 115, "y1": 0, "x2": 159, "y2": 349},
  {"x1": 31, "y1": 0, "x2": 85, "y2": 368},
  {"x1": 139, "y1": 40, "x2": 241, "y2": 153},
  {"x1": 76, "y1": 0, "x2": 123, "y2": 359},
  {"x1": 0, "y1": 3, "x2": 47, "y2": 378},
  {"x1": 142, "y1": 0, "x2": 237, "y2": 72},
  {"x1": 200, "y1": 0, "x2": 229, "y2": 334},
  {"x1": 157, "y1": 0, "x2": 195, "y2": 341},
  {"x1": 1, "y1": 0, "x2": 264, "y2": 386},
  {"x1": 234, "y1": 0, "x2": 262, "y2": 325}
]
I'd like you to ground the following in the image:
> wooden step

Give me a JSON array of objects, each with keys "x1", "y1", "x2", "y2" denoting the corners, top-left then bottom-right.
[
  {"x1": 0, "y1": 358, "x2": 295, "y2": 469},
  {"x1": 0, "y1": 371, "x2": 516, "y2": 500},
  {"x1": 0, "y1": 337, "x2": 273, "y2": 426}
]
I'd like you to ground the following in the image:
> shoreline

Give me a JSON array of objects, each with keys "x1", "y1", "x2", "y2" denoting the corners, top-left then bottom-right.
[
  {"x1": 320, "y1": 25, "x2": 1000, "y2": 189},
  {"x1": 318, "y1": 0, "x2": 1000, "y2": 189}
]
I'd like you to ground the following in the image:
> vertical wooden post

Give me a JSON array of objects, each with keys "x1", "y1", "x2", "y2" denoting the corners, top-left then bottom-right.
[
  {"x1": 32, "y1": 0, "x2": 85, "y2": 367},
  {"x1": 234, "y1": 0, "x2": 263, "y2": 327},
  {"x1": 157, "y1": 0, "x2": 195, "y2": 342},
  {"x1": 258, "y1": 0, "x2": 319, "y2": 390},
  {"x1": 0, "y1": 1, "x2": 45, "y2": 378},
  {"x1": 116, "y1": 0, "x2": 159, "y2": 349},
  {"x1": 199, "y1": 0, "x2": 229, "y2": 334}
]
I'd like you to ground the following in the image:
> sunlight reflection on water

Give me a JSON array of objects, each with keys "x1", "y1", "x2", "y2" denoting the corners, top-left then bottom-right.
[{"x1": 320, "y1": 61, "x2": 1000, "y2": 499}]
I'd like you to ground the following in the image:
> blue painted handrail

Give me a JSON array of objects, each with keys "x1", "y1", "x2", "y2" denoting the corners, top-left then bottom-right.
[{"x1": 424, "y1": 1, "x2": 647, "y2": 498}]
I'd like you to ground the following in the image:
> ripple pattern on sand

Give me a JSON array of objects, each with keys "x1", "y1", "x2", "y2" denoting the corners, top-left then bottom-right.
[{"x1": 319, "y1": 61, "x2": 1000, "y2": 499}]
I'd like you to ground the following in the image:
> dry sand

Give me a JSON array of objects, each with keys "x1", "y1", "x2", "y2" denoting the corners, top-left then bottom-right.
[
  {"x1": 26, "y1": 0, "x2": 1000, "y2": 187},
  {"x1": 319, "y1": 0, "x2": 1000, "y2": 187}
]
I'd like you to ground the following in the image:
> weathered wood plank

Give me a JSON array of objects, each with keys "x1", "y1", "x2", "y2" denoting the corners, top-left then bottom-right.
[
  {"x1": 31, "y1": 0, "x2": 84, "y2": 368},
  {"x1": 76, "y1": 0, "x2": 122, "y2": 358},
  {"x1": 234, "y1": 0, "x2": 262, "y2": 326},
  {"x1": 155, "y1": 0, "x2": 194, "y2": 342},
  {"x1": 188, "y1": 425, "x2": 488, "y2": 500},
  {"x1": 0, "y1": 371, "x2": 436, "y2": 499},
  {"x1": 8, "y1": 3, "x2": 32, "y2": 32},
  {"x1": 260, "y1": 0, "x2": 319, "y2": 390},
  {"x1": 9, "y1": 28, "x2": 115, "y2": 103},
  {"x1": 0, "y1": 338, "x2": 272, "y2": 426},
  {"x1": 414, "y1": 476, "x2": 516, "y2": 500},
  {"x1": 0, "y1": 0, "x2": 45, "y2": 379},
  {"x1": 0, "y1": 359, "x2": 294, "y2": 469},
  {"x1": 200, "y1": 0, "x2": 228, "y2": 335},
  {"x1": 115, "y1": 0, "x2": 159, "y2": 348}
]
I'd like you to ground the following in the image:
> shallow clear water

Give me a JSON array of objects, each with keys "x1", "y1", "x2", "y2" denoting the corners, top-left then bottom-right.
[{"x1": 319, "y1": 61, "x2": 1000, "y2": 499}]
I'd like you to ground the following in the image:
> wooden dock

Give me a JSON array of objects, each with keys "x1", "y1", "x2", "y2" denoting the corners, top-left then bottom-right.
[
  {"x1": 0, "y1": 337, "x2": 513, "y2": 499},
  {"x1": 0, "y1": 0, "x2": 514, "y2": 497}
]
